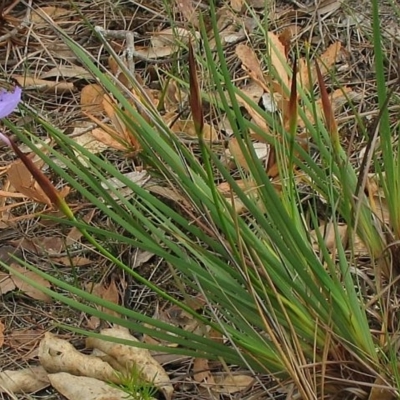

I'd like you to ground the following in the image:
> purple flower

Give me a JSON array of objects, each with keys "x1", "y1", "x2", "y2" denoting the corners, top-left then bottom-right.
[{"x1": 0, "y1": 86, "x2": 21, "y2": 119}]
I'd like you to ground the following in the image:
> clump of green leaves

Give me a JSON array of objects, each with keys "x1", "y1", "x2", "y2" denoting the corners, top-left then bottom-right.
[{"x1": 111, "y1": 366, "x2": 157, "y2": 400}]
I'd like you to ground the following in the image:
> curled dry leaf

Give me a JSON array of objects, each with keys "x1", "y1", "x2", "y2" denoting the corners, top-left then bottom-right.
[
  {"x1": 0, "y1": 366, "x2": 49, "y2": 394},
  {"x1": 86, "y1": 327, "x2": 173, "y2": 400},
  {"x1": 48, "y1": 372, "x2": 152, "y2": 400},
  {"x1": 39, "y1": 332, "x2": 120, "y2": 383}
]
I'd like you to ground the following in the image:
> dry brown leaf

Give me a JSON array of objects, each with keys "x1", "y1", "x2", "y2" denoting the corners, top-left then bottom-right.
[
  {"x1": 230, "y1": 0, "x2": 243, "y2": 12},
  {"x1": 13, "y1": 76, "x2": 74, "y2": 93},
  {"x1": 108, "y1": 56, "x2": 131, "y2": 88},
  {"x1": 213, "y1": 374, "x2": 254, "y2": 394},
  {"x1": 99, "y1": 95, "x2": 140, "y2": 150},
  {"x1": 298, "y1": 57, "x2": 312, "y2": 92},
  {"x1": 80, "y1": 84, "x2": 105, "y2": 115},
  {"x1": 84, "y1": 278, "x2": 120, "y2": 329},
  {"x1": 91, "y1": 128, "x2": 128, "y2": 151},
  {"x1": 66, "y1": 209, "x2": 95, "y2": 246},
  {"x1": 171, "y1": 120, "x2": 218, "y2": 141},
  {"x1": 102, "y1": 95, "x2": 126, "y2": 136},
  {"x1": 40, "y1": 65, "x2": 92, "y2": 80},
  {"x1": 71, "y1": 131, "x2": 109, "y2": 156},
  {"x1": 31, "y1": 6, "x2": 70, "y2": 24},
  {"x1": 368, "y1": 375, "x2": 395, "y2": 400},
  {"x1": 39, "y1": 333, "x2": 119, "y2": 383},
  {"x1": 228, "y1": 138, "x2": 249, "y2": 171},
  {"x1": 310, "y1": 223, "x2": 367, "y2": 255},
  {"x1": 10, "y1": 263, "x2": 52, "y2": 302},
  {"x1": 10, "y1": 237, "x2": 65, "y2": 256},
  {"x1": 151, "y1": 27, "x2": 196, "y2": 48},
  {"x1": 316, "y1": 0, "x2": 342, "y2": 15},
  {"x1": 0, "y1": 366, "x2": 49, "y2": 394},
  {"x1": 8, "y1": 328, "x2": 45, "y2": 351},
  {"x1": 52, "y1": 256, "x2": 92, "y2": 267},
  {"x1": 235, "y1": 44, "x2": 268, "y2": 91},
  {"x1": 87, "y1": 327, "x2": 173, "y2": 400},
  {"x1": 239, "y1": 81, "x2": 264, "y2": 104},
  {"x1": 278, "y1": 25, "x2": 300, "y2": 56},
  {"x1": 48, "y1": 373, "x2": 150, "y2": 400},
  {"x1": 267, "y1": 31, "x2": 289, "y2": 90},
  {"x1": 8, "y1": 159, "x2": 52, "y2": 206},
  {"x1": 175, "y1": 0, "x2": 199, "y2": 28},
  {"x1": 193, "y1": 358, "x2": 215, "y2": 385},
  {"x1": 319, "y1": 42, "x2": 342, "y2": 75},
  {"x1": 0, "y1": 272, "x2": 16, "y2": 295},
  {"x1": 234, "y1": 88, "x2": 270, "y2": 135},
  {"x1": 298, "y1": 42, "x2": 342, "y2": 92}
]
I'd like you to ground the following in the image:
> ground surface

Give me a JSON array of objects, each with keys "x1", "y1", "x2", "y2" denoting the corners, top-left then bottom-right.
[{"x1": 0, "y1": 0, "x2": 400, "y2": 399}]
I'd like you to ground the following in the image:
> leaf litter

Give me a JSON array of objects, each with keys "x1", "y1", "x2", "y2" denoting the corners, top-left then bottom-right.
[{"x1": 0, "y1": 0, "x2": 397, "y2": 399}]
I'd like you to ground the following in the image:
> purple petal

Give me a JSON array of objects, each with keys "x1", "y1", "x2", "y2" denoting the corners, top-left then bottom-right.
[
  {"x1": 0, "y1": 132, "x2": 12, "y2": 147},
  {"x1": 0, "y1": 86, "x2": 22, "y2": 119}
]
